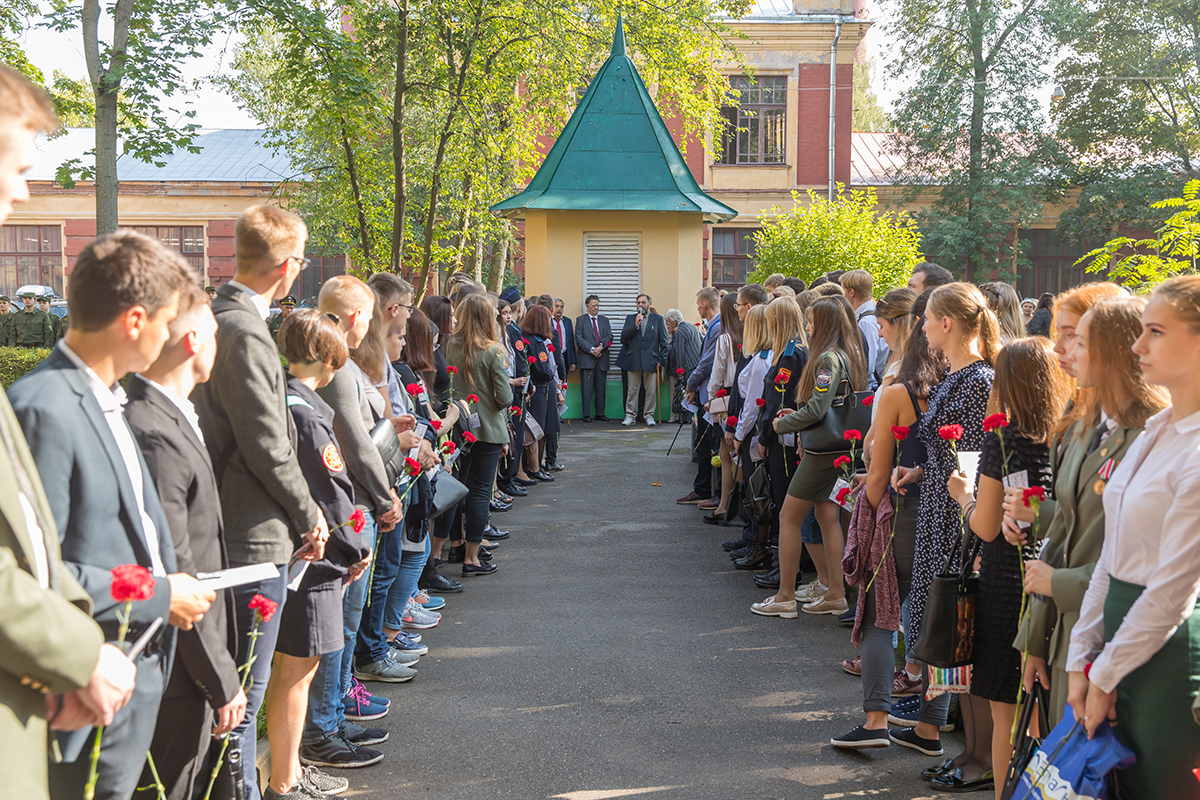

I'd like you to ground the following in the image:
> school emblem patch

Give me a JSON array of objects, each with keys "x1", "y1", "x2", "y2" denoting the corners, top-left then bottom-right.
[
  {"x1": 515, "y1": 339, "x2": 525, "y2": 351},
  {"x1": 539, "y1": 351, "x2": 548, "y2": 362},
  {"x1": 323, "y1": 443, "x2": 345, "y2": 473},
  {"x1": 815, "y1": 368, "x2": 833, "y2": 392}
]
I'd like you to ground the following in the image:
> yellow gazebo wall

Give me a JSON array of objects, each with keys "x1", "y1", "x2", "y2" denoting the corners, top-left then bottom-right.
[{"x1": 522, "y1": 208, "x2": 705, "y2": 421}]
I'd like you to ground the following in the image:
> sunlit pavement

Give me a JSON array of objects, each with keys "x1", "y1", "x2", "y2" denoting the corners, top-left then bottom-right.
[{"x1": 347, "y1": 422, "x2": 954, "y2": 800}]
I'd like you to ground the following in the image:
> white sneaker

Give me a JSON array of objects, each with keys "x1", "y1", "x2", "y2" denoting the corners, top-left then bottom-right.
[
  {"x1": 647, "y1": 419, "x2": 656, "y2": 427},
  {"x1": 796, "y1": 579, "x2": 828, "y2": 602},
  {"x1": 622, "y1": 416, "x2": 635, "y2": 426}
]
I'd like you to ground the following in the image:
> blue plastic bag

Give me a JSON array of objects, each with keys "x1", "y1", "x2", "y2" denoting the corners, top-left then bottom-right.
[{"x1": 1012, "y1": 705, "x2": 1136, "y2": 800}]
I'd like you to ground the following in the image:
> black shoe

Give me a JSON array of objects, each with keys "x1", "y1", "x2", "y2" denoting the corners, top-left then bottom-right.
[
  {"x1": 703, "y1": 512, "x2": 730, "y2": 526},
  {"x1": 929, "y1": 768, "x2": 993, "y2": 793},
  {"x1": 514, "y1": 477, "x2": 538, "y2": 487},
  {"x1": 729, "y1": 544, "x2": 752, "y2": 560},
  {"x1": 581, "y1": 417, "x2": 592, "y2": 423},
  {"x1": 595, "y1": 416, "x2": 609, "y2": 422},
  {"x1": 483, "y1": 526, "x2": 510, "y2": 541},
  {"x1": 755, "y1": 565, "x2": 780, "y2": 582},
  {"x1": 446, "y1": 545, "x2": 466, "y2": 564},
  {"x1": 838, "y1": 607, "x2": 856, "y2": 627},
  {"x1": 532, "y1": 470, "x2": 555, "y2": 481},
  {"x1": 888, "y1": 727, "x2": 944, "y2": 756},
  {"x1": 477, "y1": 547, "x2": 493, "y2": 561},
  {"x1": 922, "y1": 758, "x2": 957, "y2": 781},
  {"x1": 734, "y1": 543, "x2": 772, "y2": 570},
  {"x1": 299, "y1": 734, "x2": 384, "y2": 769},
  {"x1": 341, "y1": 721, "x2": 389, "y2": 746},
  {"x1": 545, "y1": 462, "x2": 565, "y2": 472},
  {"x1": 502, "y1": 484, "x2": 528, "y2": 497},
  {"x1": 419, "y1": 570, "x2": 464, "y2": 594},
  {"x1": 494, "y1": 491, "x2": 513, "y2": 504},
  {"x1": 830, "y1": 725, "x2": 890, "y2": 750},
  {"x1": 490, "y1": 499, "x2": 511, "y2": 512},
  {"x1": 722, "y1": 536, "x2": 747, "y2": 551},
  {"x1": 462, "y1": 562, "x2": 497, "y2": 577}
]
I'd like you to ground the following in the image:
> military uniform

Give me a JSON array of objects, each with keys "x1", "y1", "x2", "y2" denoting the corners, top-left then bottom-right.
[
  {"x1": 267, "y1": 295, "x2": 296, "y2": 342},
  {"x1": 11, "y1": 296, "x2": 54, "y2": 349},
  {"x1": 775, "y1": 349, "x2": 852, "y2": 501},
  {"x1": 0, "y1": 297, "x2": 13, "y2": 346},
  {"x1": 37, "y1": 302, "x2": 61, "y2": 342}
]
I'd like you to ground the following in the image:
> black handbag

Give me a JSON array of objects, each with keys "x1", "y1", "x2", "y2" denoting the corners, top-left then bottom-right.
[
  {"x1": 743, "y1": 461, "x2": 774, "y2": 525},
  {"x1": 370, "y1": 418, "x2": 405, "y2": 488},
  {"x1": 1000, "y1": 683, "x2": 1051, "y2": 800},
  {"x1": 912, "y1": 521, "x2": 981, "y2": 668},
  {"x1": 797, "y1": 352, "x2": 873, "y2": 456}
]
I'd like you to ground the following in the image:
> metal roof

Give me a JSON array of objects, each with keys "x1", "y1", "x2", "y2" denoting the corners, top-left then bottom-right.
[
  {"x1": 850, "y1": 132, "x2": 902, "y2": 185},
  {"x1": 28, "y1": 128, "x2": 294, "y2": 183},
  {"x1": 491, "y1": 15, "x2": 737, "y2": 224}
]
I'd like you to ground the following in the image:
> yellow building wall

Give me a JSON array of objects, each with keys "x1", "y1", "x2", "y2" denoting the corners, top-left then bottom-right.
[{"x1": 522, "y1": 210, "x2": 705, "y2": 324}]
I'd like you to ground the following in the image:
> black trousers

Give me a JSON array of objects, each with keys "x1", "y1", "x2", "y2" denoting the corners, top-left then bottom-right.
[
  {"x1": 453, "y1": 441, "x2": 503, "y2": 543},
  {"x1": 693, "y1": 415, "x2": 716, "y2": 498},
  {"x1": 135, "y1": 689, "x2": 212, "y2": 800},
  {"x1": 580, "y1": 367, "x2": 606, "y2": 419}
]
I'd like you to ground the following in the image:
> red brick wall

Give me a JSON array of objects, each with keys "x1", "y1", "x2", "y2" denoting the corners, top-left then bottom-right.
[
  {"x1": 795, "y1": 63, "x2": 853, "y2": 188},
  {"x1": 207, "y1": 219, "x2": 236, "y2": 285},
  {"x1": 63, "y1": 219, "x2": 96, "y2": 282}
]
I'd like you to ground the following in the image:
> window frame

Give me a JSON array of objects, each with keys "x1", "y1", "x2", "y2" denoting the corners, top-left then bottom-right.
[
  {"x1": 710, "y1": 227, "x2": 760, "y2": 288},
  {"x1": 0, "y1": 225, "x2": 64, "y2": 296},
  {"x1": 717, "y1": 75, "x2": 788, "y2": 166}
]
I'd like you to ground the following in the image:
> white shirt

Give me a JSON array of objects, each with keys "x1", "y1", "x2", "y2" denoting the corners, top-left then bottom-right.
[
  {"x1": 1067, "y1": 406, "x2": 1200, "y2": 692},
  {"x1": 734, "y1": 350, "x2": 771, "y2": 447},
  {"x1": 856, "y1": 300, "x2": 887, "y2": 391},
  {"x1": 707, "y1": 334, "x2": 736, "y2": 400},
  {"x1": 228, "y1": 280, "x2": 272, "y2": 321},
  {"x1": 18, "y1": 493, "x2": 48, "y2": 589},
  {"x1": 139, "y1": 376, "x2": 206, "y2": 445},
  {"x1": 58, "y1": 343, "x2": 167, "y2": 576}
]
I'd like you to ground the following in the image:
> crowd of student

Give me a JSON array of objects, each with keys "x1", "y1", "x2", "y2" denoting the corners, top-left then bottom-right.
[
  {"x1": 675, "y1": 263, "x2": 1200, "y2": 799},
  {"x1": 0, "y1": 66, "x2": 574, "y2": 800}
]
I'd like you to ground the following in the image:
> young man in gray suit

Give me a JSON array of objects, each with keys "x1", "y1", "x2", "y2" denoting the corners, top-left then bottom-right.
[
  {"x1": 9, "y1": 231, "x2": 215, "y2": 800},
  {"x1": 126, "y1": 283, "x2": 246, "y2": 800},
  {"x1": 192, "y1": 205, "x2": 328, "y2": 800},
  {"x1": 574, "y1": 294, "x2": 612, "y2": 422}
]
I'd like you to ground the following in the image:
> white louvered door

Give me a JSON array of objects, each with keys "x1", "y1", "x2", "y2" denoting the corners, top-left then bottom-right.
[{"x1": 583, "y1": 232, "x2": 641, "y2": 374}]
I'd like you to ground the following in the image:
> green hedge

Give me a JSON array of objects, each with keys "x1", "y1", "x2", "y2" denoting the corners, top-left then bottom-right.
[{"x1": 0, "y1": 347, "x2": 51, "y2": 389}]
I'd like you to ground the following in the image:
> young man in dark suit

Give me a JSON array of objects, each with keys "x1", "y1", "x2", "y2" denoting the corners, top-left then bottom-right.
[
  {"x1": 9, "y1": 231, "x2": 215, "y2": 800},
  {"x1": 618, "y1": 293, "x2": 670, "y2": 426},
  {"x1": 125, "y1": 283, "x2": 246, "y2": 800},
  {"x1": 192, "y1": 205, "x2": 328, "y2": 800},
  {"x1": 574, "y1": 294, "x2": 612, "y2": 422}
]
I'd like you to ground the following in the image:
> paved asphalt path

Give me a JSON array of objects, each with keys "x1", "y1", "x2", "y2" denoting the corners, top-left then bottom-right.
[{"x1": 350, "y1": 422, "x2": 959, "y2": 800}]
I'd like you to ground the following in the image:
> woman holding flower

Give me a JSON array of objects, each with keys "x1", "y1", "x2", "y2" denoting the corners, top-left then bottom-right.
[
  {"x1": 724, "y1": 305, "x2": 772, "y2": 567},
  {"x1": 752, "y1": 297, "x2": 868, "y2": 619},
  {"x1": 944, "y1": 337, "x2": 1069, "y2": 800},
  {"x1": 520, "y1": 304, "x2": 558, "y2": 482},
  {"x1": 1065, "y1": 276, "x2": 1200, "y2": 800}
]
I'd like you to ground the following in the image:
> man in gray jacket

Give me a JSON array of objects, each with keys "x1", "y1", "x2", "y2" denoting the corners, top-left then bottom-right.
[{"x1": 191, "y1": 205, "x2": 327, "y2": 800}]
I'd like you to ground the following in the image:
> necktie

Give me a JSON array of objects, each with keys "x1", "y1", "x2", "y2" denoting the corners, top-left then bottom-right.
[
  {"x1": 0, "y1": 408, "x2": 58, "y2": 590},
  {"x1": 592, "y1": 316, "x2": 600, "y2": 346},
  {"x1": 1086, "y1": 420, "x2": 1108, "y2": 456}
]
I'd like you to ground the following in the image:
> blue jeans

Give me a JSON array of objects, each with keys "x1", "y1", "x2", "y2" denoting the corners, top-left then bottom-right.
[
  {"x1": 355, "y1": 513, "x2": 399, "y2": 665},
  {"x1": 383, "y1": 534, "x2": 431, "y2": 630},
  {"x1": 230, "y1": 564, "x2": 288, "y2": 800},
  {"x1": 304, "y1": 512, "x2": 372, "y2": 744},
  {"x1": 801, "y1": 508, "x2": 823, "y2": 544}
]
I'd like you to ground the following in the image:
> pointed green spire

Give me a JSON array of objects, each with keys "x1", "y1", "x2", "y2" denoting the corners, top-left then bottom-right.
[{"x1": 611, "y1": 11, "x2": 626, "y2": 57}]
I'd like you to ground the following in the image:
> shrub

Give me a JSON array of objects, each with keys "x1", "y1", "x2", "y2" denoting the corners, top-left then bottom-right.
[
  {"x1": 0, "y1": 347, "x2": 51, "y2": 389},
  {"x1": 748, "y1": 185, "x2": 924, "y2": 291}
]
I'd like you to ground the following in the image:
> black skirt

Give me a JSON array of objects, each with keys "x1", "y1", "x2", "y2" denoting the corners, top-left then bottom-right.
[{"x1": 970, "y1": 535, "x2": 1023, "y2": 702}]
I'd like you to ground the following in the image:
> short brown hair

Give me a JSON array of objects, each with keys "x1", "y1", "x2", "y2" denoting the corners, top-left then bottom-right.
[
  {"x1": 278, "y1": 309, "x2": 348, "y2": 369},
  {"x1": 235, "y1": 205, "x2": 307, "y2": 278},
  {"x1": 367, "y1": 272, "x2": 414, "y2": 306},
  {"x1": 696, "y1": 286, "x2": 720, "y2": 308},
  {"x1": 737, "y1": 284, "x2": 769, "y2": 305},
  {"x1": 166, "y1": 282, "x2": 210, "y2": 343},
  {"x1": 992, "y1": 337, "x2": 1073, "y2": 444},
  {"x1": 0, "y1": 64, "x2": 58, "y2": 140},
  {"x1": 814, "y1": 281, "x2": 845, "y2": 297},
  {"x1": 68, "y1": 231, "x2": 192, "y2": 332},
  {"x1": 840, "y1": 269, "x2": 873, "y2": 298}
]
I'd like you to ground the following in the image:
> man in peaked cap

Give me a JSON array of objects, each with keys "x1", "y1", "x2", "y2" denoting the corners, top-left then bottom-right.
[
  {"x1": 10, "y1": 290, "x2": 54, "y2": 349},
  {"x1": 204, "y1": 285, "x2": 217, "y2": 299},
  {"x1": 36, "y1": 295, "x2": 61, "y2": 342},
  {"x1": 267, "y1": 294, "x2": 296, "y2": 341}
]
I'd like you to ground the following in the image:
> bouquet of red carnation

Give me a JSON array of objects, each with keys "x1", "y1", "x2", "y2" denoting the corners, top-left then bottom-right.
[{"x1": 676, "y1": 367, "x2": 685, "y2": 376}]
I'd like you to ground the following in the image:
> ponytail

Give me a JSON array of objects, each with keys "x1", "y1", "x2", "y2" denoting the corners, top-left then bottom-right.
[{"x1": 929, "y1": 282, "x2": 1002, "y2": 366}]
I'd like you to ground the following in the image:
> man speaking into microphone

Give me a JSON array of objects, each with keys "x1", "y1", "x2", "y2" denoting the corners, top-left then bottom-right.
[{"x1": 618, "y1": 293, "x2": 669, "y2": 427}]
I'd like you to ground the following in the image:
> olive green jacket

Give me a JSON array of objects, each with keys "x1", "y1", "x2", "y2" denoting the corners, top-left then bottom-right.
[
  {"x1": 775, "y1": 350, "x2": 846, "y2": 435},
  {"x1": 442, "y1": 339, "x2": 514, "y2": 444},
  {"x1": 0, "y1": 388, "x2": 105, "y2": 799},
  {"x1": 10, "y1": 308, "x2": 54, "y2": 348},
  {"x1": 1016, "y1": 420, "x2": 1142, "y2": 670}
]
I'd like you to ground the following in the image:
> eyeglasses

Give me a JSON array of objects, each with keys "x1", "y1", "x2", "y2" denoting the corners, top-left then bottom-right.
[{"x1": 282, "y1": 256, "x2": 312, "y2": 271}]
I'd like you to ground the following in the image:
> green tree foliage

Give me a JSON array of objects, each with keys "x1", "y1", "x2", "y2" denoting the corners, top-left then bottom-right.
[
  {"x1": 1051, "y1": 0, "x2": 1199, "y2": 247},
  {"x1": 749, "y1": 186, "x2": 923, "y2": 290},
  {"x1": 853, "y1": 57, "x2": 888, "y2": 133},
  {"x1": 1080, "y1": 179, "x2": 1200, "y2": 288},
  {"x1": 220, "y1": 0, "x2": 749, "y2": 297},
  {"x1": 882, "y1": 0, "x2": 1069, "y2": 281}
]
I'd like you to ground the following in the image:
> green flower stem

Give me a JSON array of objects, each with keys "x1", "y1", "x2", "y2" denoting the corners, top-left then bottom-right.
[
  {"x1": 201, "y1": 618, "x2": 263, "y2": 800},
  {"x1": 83, "y1": 601, "x2": 132, "y2": 800}
]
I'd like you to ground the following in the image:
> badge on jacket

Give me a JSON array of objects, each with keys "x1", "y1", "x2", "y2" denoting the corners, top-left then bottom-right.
[
  {"x1": 1095, "y1": 458, "x2": 1119, "y2": 494},
  {"x1": 539, "y1": 351, "x2": 548, "y2": 362},
  {"x1": 815, "y1": 368, "x2": 832, "y2": 392},
  {"x1": 323, "y1": 443, "x2": 345, "y2": 473},
  {"x1": 515, "y1": 339, "x2": 524, "y2": 351}
]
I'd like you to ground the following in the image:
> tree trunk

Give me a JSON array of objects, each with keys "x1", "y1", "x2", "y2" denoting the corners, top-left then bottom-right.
[
  {"x1": 472, "y1": 231, "x2": 485, "y2": 283},
  {"x1": 83, "y1": 0, "x2": 133, "y2": 235},
  {"x1": 338, "y1": 113, "x2": 372, "y2": 265},
  {"x1": 488, "y1": 229, "x2": 509, "y2": 294},
  {"x1": 966, "y1": 0, "x2": 986, "y2": 282},
  {"x1": 390, "y1": 0, "x2": 408, "y2": 273}
]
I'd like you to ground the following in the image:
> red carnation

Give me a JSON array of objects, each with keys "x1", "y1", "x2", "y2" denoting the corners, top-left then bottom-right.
[
  {"x1": 892, "y1": 425, "x2": 910, "y2": 441},
  {"x1": 676, "y1": 368, "x2": 685, "y2": 376},
  {"x1": 110, "y1": 564, "x2": 155, "y2": 603},
  {"x1": 862, "y1": 395, "x2": 874, "y2": 407},
  {"x1": 466, "y1": 394, "x2": 479, "y2": 404},
  {"x1": 404, "y1": 456, "x2": 421, "y2": 477},
  {"x1": 548, "y1": 344, "x2": 556, "y2": 353},
  {"x1": 834, "y1": 455, "x2": 852, "y2": 469},
  {"x1": 447, "y1": 365, "x2": 458, "y2": 375},
  {"x1": 405, "y1": 383, "x2": 423, "y2": 396},
  {"x1": 350, "y1": 509, "x2": 366, "y2": 534},
  {"x1": 431, "y1": 420, "x2": 442, "y2": 431},
  {"x1": 756, "y1": 398, "x2": 766, "y2": 407},
  {"x1": 836, "y1": 487, "x2": 851, "y2": 505},
  {"x1": 443, "y1": 441, "x2": 456, "y2": 455},
  {"x1": 510, "y1": 405, "x2": 521, "y2": 415},
  {"x1": 715, "y1": 389, "x2": 728, "y2": 398},
  {"x1": 463, "y1": 431, "x2": 477, "y2": 444},
  {"x1": 1022, "y1": 486, "x2": 1046, "y2": 508},
  {"x1": 843, "y1": 429, "x2": 863, "y2": 442},
  {"x1": 726, "y1": 416, "x2": 738, "y2": 428},
  {"x1": 249, "y1": 593, "x2": 277, "y2": 623},
  {"x1": 775, "y1": 368, "x2": 791, "y2": 384},
  {"x1": 939, "y1": 424, "x2": 964, "y2": 441},
  {"x1": 528, "y1": 356, "x2": 536, "y2": 364},
  {"x1": 983, "y1": 412, "x2": 1009, "y2": 433}
]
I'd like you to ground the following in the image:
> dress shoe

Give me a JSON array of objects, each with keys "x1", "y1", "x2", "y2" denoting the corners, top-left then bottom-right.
[
  {"x1": 446, "y1": 545, "x2": 466, "y2": 564},
  {"x1": 483, "y1": 526, "x2": 510, "y2": 540},
  {"x1": 729, "y1": 544, "x2": 752, "y2": 560},
  {"x1": 532, "y1": 470, "x2": 555, "y2": 482},
  {"x1": 595, "y1": 415, "x2": 610, "y2": 422},
  {"x1": 419, "y1": 569, "x2": 464, "y2": 594},
  {"x1": 734, "y1": 542, "x2": 772, "y2": 570},
  {"x1": 477, "y1": 547, "x2": 493, "y2": 561},
  {"x1": 722, "y1": 536, "x2": 747, "y2": 551},
  {"x1": 703, "y1": 512, "x2": 730, "y2": 526},
  {"x1": 755, "y1": 565, "x2": 780, "y2": 583},
  {"x1": 581, "y1": 417, "x2": 592, "y2": 423},
  {"x1": 503, "y1": 484, "x2": 527, "y2": 497},
  {"x1": 514, "y1": 477, "x2": 538, "y2": 487},
  {"x1": 545, "y1": 462, "x2": 565, "y2": 471},
  {"x1": 922, "y1": 759, "x2": 957, "y2": 781},
  {"x1": 928, "y1": 767, "x2": 993, "y2": 792},
  {"x1": 462, "y1": 562, "x2": 497, "y2": 577},
  {"x1": 489, "y1": 498, "x2": 511, "y2": 512}
]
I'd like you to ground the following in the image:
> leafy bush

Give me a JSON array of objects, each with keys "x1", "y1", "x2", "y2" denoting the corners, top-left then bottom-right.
[
  {"x1": 1080, "y1": 179, "x2": 1199, "y2": 290},
  {"x1": 0, "y1": 347, "x2": 51, "y2": 389},
  {"x1": 748, "y1": 185, "x2": 924, "y2": 291}
]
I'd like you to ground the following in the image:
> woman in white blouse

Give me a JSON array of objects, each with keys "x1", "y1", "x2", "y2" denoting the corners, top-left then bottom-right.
[
  {"x1": 1066, "y1": 275, "x2": 1200, "y2": 800},
  {"x1": 703, "y1": 291, "x2": 744, "y2": 520}
]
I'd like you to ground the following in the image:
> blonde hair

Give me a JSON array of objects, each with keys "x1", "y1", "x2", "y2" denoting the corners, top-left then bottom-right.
[
  {"x1": 235, "y1": 205, "x2": 308, "y2": 278},
  {"x1": 979, "y1": 281, "x2": 1025, "y2": 343},
  {"x1": 1083, "y1": 296, "x2": 1169, "y2": 429},
  {"x1": 350, "y1": 297, "x2": 389, "y2": 384},
  {"x1": 766, "y1": 295, "x2": 805, "y2": 363},
  {"x1": 318, "y1": 275, "x2": 375, "y2": 317},
  {"x1": 840, "y1": 269, "x2": 873, "y2": 299},
  {"x1": 1151, "y1": 275, "x2": 1200, "y2": 332},
  {"x1": 1052, "y1": 281, "x2": 1127, "y2": 442},
  {"x1": 763, "y1": 273, "x2": 787, "y2": 291},
  {"x1": 0, "y1": 64, "x2": 57, "y2": 140},
  {"x1": 814, "y1": 282, "x2": 845, "y2": 297},
  {"x1": 770, "y1": 286, "x2": 796, "y2": 298},
  {"x1": 928, "y1": 282, "x2": 1002, "y2": 366},
  {"x1": 876, "y1": 287, "x2": 916, "y2": 365},
  {"x1": 743, "y1": 304, "x2": 769, "y2": 352}
]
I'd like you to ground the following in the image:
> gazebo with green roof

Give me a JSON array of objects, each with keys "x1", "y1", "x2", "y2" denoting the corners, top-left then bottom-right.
[{"x1": 493, "y1": 14, "x2": 735, "y2": 340}]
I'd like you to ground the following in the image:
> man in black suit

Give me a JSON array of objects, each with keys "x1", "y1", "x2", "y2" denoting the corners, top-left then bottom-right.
[
  {"x1": 125, "y1": 283, "x2": 246, "y2": 800},
  {"x1": 618, "y1": 293, "x2": 670, "y2": 427},
  {"x1": 551, "y1": 298, "x2": 576, "y2": 377},
  {"x1": 9, "y1": 231, "x2": 215, "y2": 800},
  {"x1": 574, "y1": 294, "x2": 612, "y2": 422},
  {"x1": 192, "y1": 205, "x2": 327, "y2": 800}
]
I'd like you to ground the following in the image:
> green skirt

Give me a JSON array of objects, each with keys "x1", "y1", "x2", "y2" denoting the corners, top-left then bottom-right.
[
  {"x1": 786, "y1": 451, "x2": 841, "y2": 502},
  {"x1": 1103, "y1": 576, "x2": 1200, "y2": 800}
]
